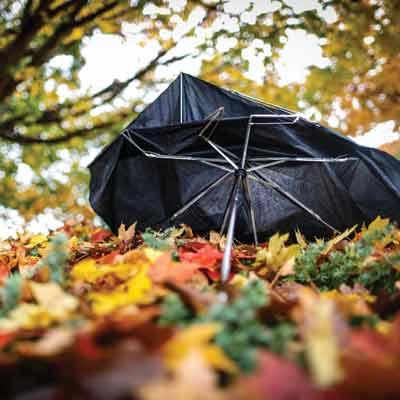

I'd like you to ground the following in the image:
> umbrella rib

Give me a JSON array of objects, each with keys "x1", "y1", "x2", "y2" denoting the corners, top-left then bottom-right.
[
  {"x1": 212, "y1": 143, "x2": 241, "y2": 162},
  {"x1": 247, "y1": 156, "x2": 358, "y2": 171},
  {"x1": 198, "y1": 106, "x2": 224, "y2": 139},
  {"x1": 200, "y1": 160, "x2": 234, "y2": 173},
  {"x1": 122, "y1": 130, "x2": 234, "y2": 171},
  {"x1": 248, "y1": 171, "x2": 339, "y2": 234},
  {"x1": 170, "y1": 172, "x2": 233, "y2": 221},
  {"x1": 202, "y1": 137, "x2": 239, "y2": 170},
  {"x1": 242, "y1": 175, "x2": 258, "y2": 245}
]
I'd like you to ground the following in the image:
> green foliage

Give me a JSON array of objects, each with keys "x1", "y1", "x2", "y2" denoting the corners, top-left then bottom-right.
[
  {"x1": 32, "y1": 233, "x2": 69, "y2": 285},
  {"x1": 159, "y1": 293, "x2": 194, "y2": 327},
  {"x1": 293, "y1": 224, "x2": 400, "y2": 293},
  {"x1": 159, "y1": 278, "x2": 296, "y2": 372},
  {"x1": 142, "y1": 228, "x2": 173, "y2": 251},
  {"x1": 0, "y1": 273, "x2": 22, "y2": 317},
  {"x1": 200, "y1": 279, "x2": 270, "y2": 372}
]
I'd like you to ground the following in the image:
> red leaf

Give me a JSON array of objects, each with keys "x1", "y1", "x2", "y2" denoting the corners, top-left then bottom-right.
[
  {"x1": 179, "y1": 244, "x2": 223, "y2": 268},
  {"x1": 0, "y1": 331, "x2": 14, "y2": 350},
  {"x1": 75, "y1": 332, "x2": 107, "y2": 361},
  {"x1": 340, "y1": 321, "x2": 400, "y2": 398},
  {"x1": 148, "y1": 252, "x2": 202, "y2": 284},
  {"x1": 97, "y1": 250, "x2": 120, "y2": 264},
  {"x1": 242, "y1": 352, "x2": 350, "y2": 400},
  {"x1": 202, "y1": 268, "x2": 234, "y2": 282},
  {"x1": 91, "y1": 229, "x2": 113, "y2": 243},
  {"x1": 0, "y1": 264, "x2": 9, "y2": 284},
  {"x1": 253, "y1": 352, "x2": 315, "y2": 400}
]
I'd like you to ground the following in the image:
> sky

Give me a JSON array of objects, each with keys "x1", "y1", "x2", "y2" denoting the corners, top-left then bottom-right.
[{"x1": 75, "y1": 0, "x2": 398, "y2": 148}]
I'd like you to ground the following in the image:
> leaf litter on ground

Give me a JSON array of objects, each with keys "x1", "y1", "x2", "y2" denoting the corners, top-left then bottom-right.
[{"x1": 0, "y1": 217, "x2": 400, "y2": 399}]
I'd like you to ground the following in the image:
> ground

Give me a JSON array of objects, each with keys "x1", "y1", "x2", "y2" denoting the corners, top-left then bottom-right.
[{"x1": 1, "y1": 217, "x2": 400, "y2": 399}]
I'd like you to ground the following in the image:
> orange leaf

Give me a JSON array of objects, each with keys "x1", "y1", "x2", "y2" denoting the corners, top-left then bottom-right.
[
  {"x1": 91, "y1": 228, "x2": 113, "y2": 243},
  {"x1": 0, "y1": 331, "x2": 15, "y2": 349},
  {"x1": 148, "y1": 252, "x2": 202, "y2": 284},
  {"x1": 179, "y1": 244, "x2": 223, "y2": 268}
]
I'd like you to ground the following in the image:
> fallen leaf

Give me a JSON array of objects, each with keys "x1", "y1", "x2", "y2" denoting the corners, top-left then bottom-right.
[
  {"x1": 17, "y1": 327, "x2": 75, "y2": 357},
  {"x1": 118, "y1": 223, "x2": 136, "y2": 243},
  {"x1": 88, "y1": 265, "x2": 153, "y2": 316},
  {"x1": 30, "y1": 281, "x2": 78, "y2": 320},
  {"x1": 322, "y1": 226, "x2": 356, "y2": 255},
  {"x1": 91, "y1": 228, "x2": 113, "y2": 243},
  {"x1": 148, "y1": 252, "x2": 203, "y2": 285},
  {"x1": 140, "y1": 350, "x2": 226, "y2": 400},
  {"x1": 297, "y1": 288, "x2": 345, "y2": 387},
  {"x1": 179, "y1": 244, "x2": 223, "y2": 268},
  {"x1": 25, "y1": 234, "x2": 48, "y2": 249},
  {"x1": 164, "y1": 323, "x2": 237, "y2": 374}
]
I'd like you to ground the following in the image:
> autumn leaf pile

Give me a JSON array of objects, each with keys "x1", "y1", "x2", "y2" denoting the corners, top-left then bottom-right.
[{"x1": 1, "y1": 218, "x2": 400, "y2": 399}]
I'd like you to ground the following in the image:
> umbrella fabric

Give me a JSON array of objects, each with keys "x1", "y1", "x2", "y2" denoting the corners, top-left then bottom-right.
[{"x1": 88, "y1": 74, "x2": 400, "y2": 240}]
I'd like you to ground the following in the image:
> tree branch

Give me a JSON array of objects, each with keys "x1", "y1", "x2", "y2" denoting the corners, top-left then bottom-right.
[
  {"x1": 75, "y1": 1, "x2": 120, "y2": 27},
  {"x1": 0, "y1": 119, "x2": 123, "y2": 145}
]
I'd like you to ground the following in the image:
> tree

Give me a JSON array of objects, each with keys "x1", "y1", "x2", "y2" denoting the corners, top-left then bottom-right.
[{"x1": 0, "y1": 0, "x2": 398, "y2": 221}]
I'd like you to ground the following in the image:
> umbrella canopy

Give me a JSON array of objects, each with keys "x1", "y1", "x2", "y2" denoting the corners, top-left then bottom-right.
[{"x1": 89, "y1": 73, "x2": 400, "y2": 242}]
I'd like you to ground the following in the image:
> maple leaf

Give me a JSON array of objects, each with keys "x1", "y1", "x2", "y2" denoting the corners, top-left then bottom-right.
[
  {"x1": 71, "y1": 258, "x2": 140, "y2": 283},
  {"x1": 179, "y1": 244, "x2": 223, "y2": 268},
  {"x1": 254, "y1": 233, "x2": 300, "y2": 273},
  {"x1": 88, "y1": 265, "x2": 153, "y2": 316},
  {"x1": 118, "y1": 222, "x2": 137, "y2": 243},
  {"x1": 322, "y1": 225, "x2": 357, "y2": 255},
  {"x1": 91, "y1": 228, "x2": 113, "y2": 243},
  {"x1": 148, "y1": 252, "x2": 203, "y2": 285}
]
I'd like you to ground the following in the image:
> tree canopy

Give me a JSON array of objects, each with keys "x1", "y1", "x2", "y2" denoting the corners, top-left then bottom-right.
[{"x1": 0, "y1": 0, "x2": 398, "y2": 222}]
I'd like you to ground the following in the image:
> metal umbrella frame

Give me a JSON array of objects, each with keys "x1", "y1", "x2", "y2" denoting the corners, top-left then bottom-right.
[{"x1": 121, "y1": 105, "x2": 357, "y2": 282}]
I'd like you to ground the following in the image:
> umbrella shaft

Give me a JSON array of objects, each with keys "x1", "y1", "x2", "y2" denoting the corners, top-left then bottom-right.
[{"x1": 221, "y1": 189, "x2": 240, "y2": 282}]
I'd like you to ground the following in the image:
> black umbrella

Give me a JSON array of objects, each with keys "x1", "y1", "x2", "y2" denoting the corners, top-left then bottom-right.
[{"x1": 89, "y1": 73, "x2": 400, "y2": 281}]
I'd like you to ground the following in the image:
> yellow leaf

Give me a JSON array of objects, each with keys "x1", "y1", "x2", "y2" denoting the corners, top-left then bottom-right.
[
  {"x1": 164, "y1": 323, "x2": 238, "y2": 374},
  {"x1": 3, "y1": 304, "x2": 53, "y2": 330},
  {"x1": 98, "y1": 20, "x2": 120, "y2": 34},
  {"x1": 71, "y1": 259, "x2": 140, "y2": 283},
  {"x1": 69, "y1": 236, "x2": 79, "y2": 250},
  {"x1": 295, "y1": 229, "x2": 307, "y2": 249},
  {"x1": 140, "y1": 350, "x2": 225, "y2": 400},
  {"x1": 30, "y1": 282, "x2": 78, "y2": 320},
  {"x1": 88, "y1": 265, "x2": 152, "y2": 316},
  {"x1": 17, "y1": 327, "x2": 75, "y2": 357},
  {"x1": 201, "y1": 344, "x2": 239, "y2": 374},
  {"x1": 165, "y1": 323, "x2": 221, "y2": 369},
  {"x1": 299, "y1": 289, "x2": 344, "y2": 387},
  {"x1": 361, "y1": 216, "x2": 389, "y2": 236},
  {"x1": 26, "y1": 234, "x2": 48, "y2": 249},
  {"x1": 254, "y1": 233, "x2": 300, "y2": 272},
  {"x1": 143, "y1": 247, "x2": 164, "y2": 263},
  {"x1": 64, "y1": 27, "x2": 85, "y2": 44},
  {"x1": 322, "y1": 225, "x2": 357, "y2": 255}
]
